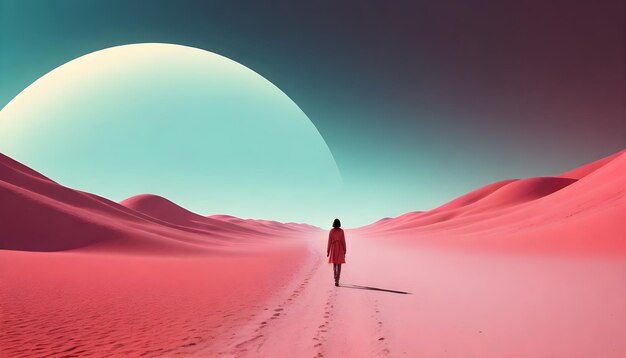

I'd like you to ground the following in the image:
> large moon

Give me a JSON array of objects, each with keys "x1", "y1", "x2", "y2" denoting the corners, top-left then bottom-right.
[{"x1": 0, "y1": 43, "x2": 342, "y2": 225}]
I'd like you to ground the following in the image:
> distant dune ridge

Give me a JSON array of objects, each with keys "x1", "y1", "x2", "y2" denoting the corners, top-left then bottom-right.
[
  {"x1": 1, "y1": 149, "x2": 625, "y2": 254},
  {"x1": 0, "y1": 153, "x2": 319, "y2": 253}
]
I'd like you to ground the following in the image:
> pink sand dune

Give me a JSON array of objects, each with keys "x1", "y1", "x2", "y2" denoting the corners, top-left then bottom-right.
[
  {"x1": 355, "y1": 150, "x2": 626, "y2": 255},
  {"x1": 0, "y1": 153, "x2": 318, "y2": 253},
  {"x1": 2, "y1": 149, "x2": 626, "y2": 357}
]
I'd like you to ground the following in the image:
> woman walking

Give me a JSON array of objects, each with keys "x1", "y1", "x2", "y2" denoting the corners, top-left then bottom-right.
[{"x1": 327, "y1": 218, "x2": 347, "y2": 286}]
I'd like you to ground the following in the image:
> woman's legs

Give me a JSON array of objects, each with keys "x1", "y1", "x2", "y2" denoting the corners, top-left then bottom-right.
[
  {"x1": 332, "y1": 264, "x2": 342, "y2": 286},
  {"x1": 336, "y1": 264, "x2": 342, "y2": 282}
]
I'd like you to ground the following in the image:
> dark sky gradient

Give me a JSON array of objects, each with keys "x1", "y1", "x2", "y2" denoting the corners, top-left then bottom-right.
[{"x1": 1, "y1": 1, "x2": 624, "y2": 222}]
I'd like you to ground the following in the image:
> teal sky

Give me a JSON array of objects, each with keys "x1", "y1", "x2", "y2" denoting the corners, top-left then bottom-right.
[
  {"x1": 1, "y1": 1, "x2": 624, "y2": 227},
  {"x1": 0, "y1": 44, "x2": 346, "y2": 227}
]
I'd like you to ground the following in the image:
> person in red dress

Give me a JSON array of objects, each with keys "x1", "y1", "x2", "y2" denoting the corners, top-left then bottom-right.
[{"x1": 327, "y1": 218, "x2": 347, "y2": 286}]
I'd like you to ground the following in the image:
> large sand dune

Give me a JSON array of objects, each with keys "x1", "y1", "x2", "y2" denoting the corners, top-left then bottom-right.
[
  {"x1": 1, "y1": 150, "x2": 625, "y2": 357},
  {"x1": 356, "y1": 150, "x2": 626, "y2": 254},
  {"x1": 0, "y1": 153, "x2": 317, "y2": 253}
]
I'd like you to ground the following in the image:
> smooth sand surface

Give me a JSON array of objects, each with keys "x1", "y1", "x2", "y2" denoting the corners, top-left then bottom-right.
[
  {"x1": 200, "y1": 236, "x2": 626, "y2": 357},
  {"x1": 0, "y1": 244, "x2": 312, "y2": 357},
  {"x1": 4, "y1": 234, "x2": 625, "y2": 357}
]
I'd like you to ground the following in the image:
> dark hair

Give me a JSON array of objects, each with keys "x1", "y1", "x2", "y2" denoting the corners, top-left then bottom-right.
[{"x1": 332, "y1": 218, "x2": 341, "y2": 228}]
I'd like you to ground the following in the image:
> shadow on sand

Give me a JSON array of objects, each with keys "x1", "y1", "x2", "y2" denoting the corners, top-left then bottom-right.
[{"x1": 340, "y1": 283, "x2": 411, "y2": 295}]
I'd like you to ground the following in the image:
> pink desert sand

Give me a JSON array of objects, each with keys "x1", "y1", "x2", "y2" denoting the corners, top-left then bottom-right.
[{"x1": 1, "y1": 149, "x2": 625, "y2": 357}]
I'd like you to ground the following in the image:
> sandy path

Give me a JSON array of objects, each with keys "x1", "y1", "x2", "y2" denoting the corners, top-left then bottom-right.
[
  {"x1": 206, "y1": 236, "x2": 402, "y2": 357},
  {"x1": 209, "y1": 234, "x2": 626, "y2": 358}
]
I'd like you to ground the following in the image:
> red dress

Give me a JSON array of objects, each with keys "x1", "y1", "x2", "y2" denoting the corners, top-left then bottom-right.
[{"x1": 327, "y1": 228, "x2": 346, "y2": 264}]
